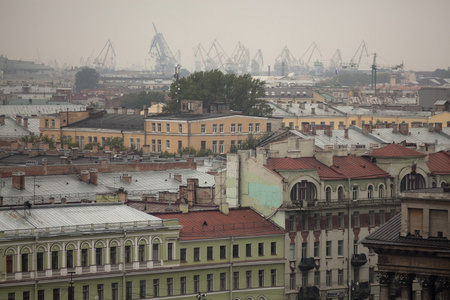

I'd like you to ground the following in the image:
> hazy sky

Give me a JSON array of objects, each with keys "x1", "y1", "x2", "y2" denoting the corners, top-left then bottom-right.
[{"x1": 1, "y1": 0, "x2": 449, "y2": 72}]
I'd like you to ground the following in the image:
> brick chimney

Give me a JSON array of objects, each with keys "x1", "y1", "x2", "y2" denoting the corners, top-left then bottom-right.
[
  {"x1": 411, "y1": 122, "x2": 421, "y2": 128},
  {"x1": 122, "y1": 173, "x2": 132, "y2": 184},
  {"x1": 338, "y1": 124, "x2": 346, "y2": 130},
  {"x1": 362, "y1": 124, "x2": 372, "y2": 135},
  {"x1": 392, "y1": 123, "x2": 398, "y2": 133},
  {"x1": 122, "y1": 107, "x2": 127, "y2": 114},
  {"x1": 23, "y1": 117, "x2": 28, "y2": 128},
  {"x1": 114, "y1": 107, "x2": 119, "y2": 114},
  {"x1": 399, "y1": 123, "x2": 409, "y2": 135},
  {"x1": 174, "y1": 174, "x2": 182, "y2": 182},
  {"x1": 81, "y1": 170, "x2": 90, "y2": 183},
  {"x1": 12, "y1": 172, "x2": 25, "y2": 190},
  {"x1": 134, "y1": 107, "x2": 140, "y2": 115},
  {"x1": 435, "y1": 122, "x2": 442, "y2": 133},
  {"x1": 344, "y1": 128, "x2": 349, "y2": 139},
  {"x1": 71, "y1": 148, "x2": 79, "y2": 160},
  {"x1": 301, "y1": 122, "x2": 311, "y2": 134},
  {"x1": 0, "y1": 115, "x2": 5, "y2": 125},
  {"x1": 311, "y1": 126, "x2": 316, "y2": 135},
  {"x1": 311, "y1": 107, "x2": 315, "y2": 115},
  {"x1": 117, "y1": 187, "x2": 128, "y2": 203},
  {"x1": 16, "y1": 115, "x2": 22, "y2": 125},
  {"x1": 186, "y1": 178, "x2": 198, "y2": 207},
  {"x1": 324, "y1": 125, "x2": 332, "y2": 137},
  {"x1": 61, "y1": 198, "x2": 67, "y2": 204},
  {"x1": 428, "y1": 123, "x2": 434, "y2": 132},
  {"x1": 299, "y1": 102, "x2": 306, "y2": 109},
  {"x1": 89, "y1": 169, "x2": 98, "y2": 185},
  {"x1": 60, "y1": 156, "x2": 69, "y2": 164},
  {"x1": 318, "y1": 102, "x2": 324, "y2": 109}
]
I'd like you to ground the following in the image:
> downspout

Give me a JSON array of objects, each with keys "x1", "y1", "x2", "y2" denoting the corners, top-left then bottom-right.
[
  {"x1": 347, "y1": 177, "x2": 352, "y2": 300},
  {"x1": 122, "y1": 230, "x2": 127, "y2": 300},
  {"x1": 34, "y1": 235, "x2": 38, "y2": 300},
  {"x1": 229, "y1": 236, "x2": 234, "y2": 300}
]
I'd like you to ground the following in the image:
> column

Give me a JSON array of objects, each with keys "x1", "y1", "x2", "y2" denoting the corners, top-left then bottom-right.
[
  {"x1": 397, "y1": 273, "x2": 414, "y2": 300},
  {"x1": 418, "y1": 275, "x2": 436, "y2": 300},
  {"x1": 437, "y1": 277, "x2": 450, "y2": 300},
  {"x1": 377, "y1": 271, "x2": 394, "y2": 300}
]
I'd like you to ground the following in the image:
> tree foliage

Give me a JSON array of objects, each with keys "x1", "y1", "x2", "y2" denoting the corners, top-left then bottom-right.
[
  {"x1": 119, "y1": 91, "x2": 166, "y2": 108},
  {"x1": 164, "y1": 70, "x2": 272, "y2": 116},
  {"x1": 316, "y1": 72, "x2": 397, "y2": 87},
  {"x1": 433, "y1": 68, "x2": 450, "y2": 78},
  {"x1": 75, "y1": 67, "x2": 100, "y2": 92}
]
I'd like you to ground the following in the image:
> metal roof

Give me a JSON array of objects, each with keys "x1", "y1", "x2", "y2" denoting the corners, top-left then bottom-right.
[
  {"x1": 0, "y1": 105, "x2": 86, "y2": 117},
  {"x1": 68, "y1": 113, "x2": 146, "y2": 131},
  {"x1": 0, "y1": 117, "x2": 32, "y2": 138}
]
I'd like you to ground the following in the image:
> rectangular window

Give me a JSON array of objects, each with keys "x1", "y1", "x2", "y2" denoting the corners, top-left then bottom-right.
[
  {"x1": 8, "y1": 293, "x2": 15, "y2": 300},
  {"x1": 233, "y1": 244, "x2": 239, "y2": 258},
  {"x1": 53, "y1": 289, "x2": 60, "y2": 300},
  {"x1": 314, "y1": 213, "x2": 320, "y2": 230},
  {"x1": 302, "y1": 272, "x2": 308, "y2": 287},
  {"x1": 66, "y1": 250, "x2": 73, "y2": 269},
  {"x1": 249, "y1": 123, "x2": 253, "y2": 132},
  {"x1": 314, "y1": 241, "x2": 320, "y2": 257},
  {"x1": 139, "y1": 244, "x2": 145, "y2": 262},
  {"x1": 220, "y1": 245, "x2": 226, "y2": 259},
  {"x1": 21, "y1": 253, "x2": 28, "y2": 272},
  {"x1": 369, "y1": 267, "x2": 375, "y2": 283},
  {"x1": 231, "y1": 123, "x2": 236, "y2": 133},
  {"x1": 271, "y1": 269, "x2": 277, "y2": 286},
  {"x1": 180, "y1": 277, "x2": 187, "y2": 295},
  {"x1": 180, "y1": 248, "x2": 186, "y2": 262},
  {"x1": 233, "y1": 271, "x2": 240, "y2": 289},
  {"x1": 201, "y1": 124, "x2": 206, "y2": 133},
  {"x1": 271, "y1": 242, "x2": 277, "y2": 255},
  {"x1": 23, "y1": 292, "x2": 30, "y2": 300},
  {"x1": 213, "y1": 124, "x2": 217, "y2": 133},
  {"x1": 112, "y1": 283, "x2": 119, "y2": 300},
  {"x1": 194, "y1": 275, "x2": 200, "y2": 294},
  {"x1": 81, "y1": 249, "x2": 88, "y2": 267},
  {"x1": 97, "y1": 284, "x2": 104, "y2": 300},
  {"x1": 80, "y1": 136, "x2": 85, "y2": 148},
  {"x1": 354, "y1": 211, "x2": 360, "y2": 227},
  {"x1": 45, "y1": 119, "x2": 49, "y2": 127},
  {"x1": 52, "y1": 251, "x2": 58, "y2": 269},
  {"x1": 289, "y1": 122, "x2": 295, "y2": 128},
  {"x1": 110, "y1": 247, "x2": 117, "y2": 264},
  {"x1": 246, "y1": 270, "x2": 252, "y2": 288},
  {"x1": 168, "y1": 242, "x2": 173, "y2": 261},
  {"x1": 153, "y1": 243, "x2": 159, "y2": 261},
  {"x1": 157, "y1": 123, "x2": 161, "y2": 132},
  {"x1": 314, "y1": 271, "x2": 320, "y2": 286},
  {"x1": 178, "y1": 140, "x2": 182, "y2": 150},
  {"x1": 166, "y1": 123, "x2": 170, "y2": 133},
  {"x1": 194, "y1": 247, "x2": 200, "y2": 261},
  {"x1": 151, "y1": 139, "x2": 156, "y2": 152},
  {"x1": 302, "y1": 215, "x2": 308, "y2": 230},
  {"x1": 207, "y1": 274, "x2": 213, "y2": 292},
  {"x1": 338, "y1": 240, "x2": 344, "y2": 256},
  {"x1": 256, "y1": 123, "x2": 260, "y2": 132},
  {"x1": 200, "y1": 140, "x2": 206, "y2": 150},
  {"x1": 153, "y1": 279, "x2": 159, "y2": 297},
  {"x1": 51, "y1": 119, "x2": 55, "y2": 127},
  {"x1": 96, "y1": 248, "x2": 103, "y2": 265},
  {"x1": 246, "y1": 243, "x2": 252, "y2": 257},
  {"x1": 38, "y1": 290, "x2": 44, "y2": 300},
  {"x1": 37, "y1": 252, "x2": 44, "y2": 271},
  {"x1": 267, "y1": 122, "x2": 272, "y2": 132},
  {"x1": 258, "y1": 242, "x2": 264, "y2": 256},
  {"x1": 219, "y1": 140, "x2": 224, "y2": 153},
  {"x1": 290, "y1": 273, "x2": 296, "y2": 290},
  {"x1": 212, "y1": 140, "x2": 217, "y2": 153},
  {"x1": 258, "y1": 270, "x2": 265, "y2": 287},
  {"x1": 238, "y1": 123, "x2": 242, "y2": 132},
  {"x1": 338, "y1": 212, "x2": 344, "y2": 229},
  {"x1": 326, "y1": 241, "x2": 332, "y2": 257},
  {"x1": 167, "y1": 278, "x2": 173, "y2": 296},
  {"x1": 289, "y1": 243, "x2": 295, "y2": 259},
  {"x1": 152, "y1": 123, "x2": 156, "y2": 132},
  {"x1": 207, "y1": 246, "x2": 213, "y2": 260},
  {"x1": 136, "y1": 138, "x2": 140, "y2": 150},
  {"x1": 220, "y1": 272, "x2": 227, "y2": 290},
  {"x1": 379, "y1": 210, "x2": 385, "y2": 225},
  {"x1": 82, "y1": 286, "x2": 89, "y2": 300},
  {"x1": 219, "y1": 124, "x2": 224, "y2": 133},
  {"x1": 326, "y1": 213, "x2": 332, "y2": 229},
  {"x1": 390, "y1": 209, "x2": 397, "y2": 218},
  {"x1": 129, "y1": 138, "x2": 134, "y2": 148},
  {"x1": 301, "y1": 242, "x2": 307, "y2": 258},
  {"x1": 157, "y1": 139, "x2": 161, "y2": 152},
  {"x1": 369, "y1": 210, "x2": 375, "y2": 227},
  {"x1": 326, "y1": 270, "x2": 332, "y2": 286},
  {"x1": 338, "y1": 269, "x2": 343, "y2": 285},
  {"x1": 125, "y1": 245, "x2": 131, "y2": 263},
  {"x1": 238, "y1": 140, "x2": 243, "y2": 148}
]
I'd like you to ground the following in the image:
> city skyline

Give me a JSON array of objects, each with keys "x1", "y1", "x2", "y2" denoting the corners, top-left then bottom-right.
[{"x1": 1, "y1": 0, "x2": 449, "y2": 72}]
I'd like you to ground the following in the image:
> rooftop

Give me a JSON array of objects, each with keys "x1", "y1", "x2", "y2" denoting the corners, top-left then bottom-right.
[{"x1": 368, "y1": 143, "x2": 426, "y2": 157}]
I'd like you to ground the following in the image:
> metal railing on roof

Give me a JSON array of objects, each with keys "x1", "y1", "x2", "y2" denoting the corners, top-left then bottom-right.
[{"x1": 182, "y1": 221, "x2": 278, "y2": 236}]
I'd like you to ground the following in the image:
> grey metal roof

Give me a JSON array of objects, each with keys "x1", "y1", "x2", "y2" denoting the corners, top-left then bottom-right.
[
  {"x1": 0, "y1": 202, "x2": 161, "y2": 233},
  {"x1": 269, "y1": 102, "x2": 342, "y2": 117},
  {"x1": 434, "y1": 100, "x2": 450, "y2": 105},
  {"x1": 1, "y1": 168, "x2": 215, "y2": 205},
  {"x1": 0, "y1": 105, "x2": 86, "y2": 117},
  {"x1": 68, "y1": 113, "x2": 145, "y2": 131},
  {"x1": 0, "y1": 117, "x2": 32, "y2": 138}
]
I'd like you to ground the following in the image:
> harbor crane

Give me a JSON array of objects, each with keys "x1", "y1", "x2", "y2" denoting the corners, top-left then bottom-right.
[
  {"x1": 149, "y1": 23, "x2": 179, "y2": 74},
  {"x1": 371, "y1": 53, "x2": 404, "y2": 91},
  {"x1": 93, "y1": 39, "x2": 116, "y2": 72},
  {"x1": 251, "y1": 49, "x2": 264, "y2": 75}
]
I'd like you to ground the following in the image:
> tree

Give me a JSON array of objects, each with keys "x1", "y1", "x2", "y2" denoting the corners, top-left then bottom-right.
[
  {"x1": 164, "y1": 70, "x2": 273, "y2": 116},
  {"x1": 119, "y1": 91, "x2": 165, "y2": 108},
  {"x1": 75, "y1": 67, "x2": 100, "y2": 92}
]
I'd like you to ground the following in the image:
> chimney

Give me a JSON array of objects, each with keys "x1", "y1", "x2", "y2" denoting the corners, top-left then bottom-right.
[
  {"x1": 122, "y1": 107, "x2": 127, "y2": 114},
  {"x1": 301, "y1": 122, "x2": 311, "y2": 134},
  {"x1": 61, "y1": 198, "x2": 67, "y2": 204},
  {"x1": 392, "y1": 123, "x2": 398, "y2": 133},
  {"x1": 344, "y1": 128, "x2": 349, "y2": 139},
  {"x1": 318, "y1": 102, "x2": 324, "y2": 109},
  {"x1": 16, "y1": 115, "x2": 22, "y2": 125},
  {"x1": 81, "y1": 170, "x2": 90, "y2": 183},
  {"x1": 49, "y1": 197, "x2": 55, "y2": 204},
  {"x1": 324, "y1": 125, "x2": 332, "y2": 137},
  {"x1": 71, "y1": 148, "x2": 79, "y2": 160},
  {"x1": 23, "y1": 117, "x2": 28, "y2": 128},
  {"x1": 143, "y1": 105, "x2": 148, "y2": 117},
  {"x1": 89, "y1": 169, "x2": 98, "y2": 185},
  {"x1": 185, "y1": 178, "x2": 198, "y2": 207},
  {"x1": 0, "y1": 115, "x2": 5, "y2": 125},
  {"x1": 428, "y1": 123, "x2": 434, "y2": 132},
  {"x1": 362, "y1": 124, "x2": 372, "y2": 135},
  {"x1": 114, "y1": 107, "x2": 119, "y2": 114},
  {"x1": 134, "y1": 107, "x2": 140, "y2": 115},
  {"x1": 324, "y1": 104, "x2": 329, "y2": 112},
  {"x1": 399, "y1": 123, "x2": 409, "y2": 135},
  {"x1": 311, "y1": 107, "x2": 315, "y2": 115},
  {"x1": 353, "y1": 102, "x2": 359, "y2": 108},
  {"x1": 117, "y1": 187, "x2": 128, "y2": 203},
  {"x1": 219, "y1": 202, "x2": 229, "y2": 215},
  {"x1": 12, "y1": 172, "x2": 25, "y2": 190},
  {"x1": 447, "y1": 121, "x2": 450, "y2": 128},
  {"x1": 299, "y1": 102, "x2": 305, "y2": 109},
  {"x1": 311, "y1": 126, "x2": 316, "y2": 135},
  {"x1": 411, "y1": 122, "x2": 421, "y2": 128},
  {"x1": 338, "y1": 123, "x2": 346, "y2": 130},
  {"x1": 122, "y1": 173, "x2": 132, "y2": 184},
  {"x1": 60, "y1": 156, "x2": 69, "y2": 164},
  {"x1": 372, "y1": 105, "x2": 377, "y2": 113},
  {"x1": 180, "y1": 202, "x2": 189, "y2": 213},
  {"x1": 174, "y1": 174, "x2": 182, "y2": 182},
  {"x1": 435, "y1": 122, "x2": 442, "y2": 133}
]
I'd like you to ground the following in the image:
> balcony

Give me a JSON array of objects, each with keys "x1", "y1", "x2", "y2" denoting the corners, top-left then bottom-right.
[
  {"x1": 351, "y1": 253, "x2": 367, "y2": 268},
  {"x1": 298, "y1": 257, "x2": 316, "y2": 272}
]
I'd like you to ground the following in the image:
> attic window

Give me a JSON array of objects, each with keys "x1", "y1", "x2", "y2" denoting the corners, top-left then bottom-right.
[{"x1": 203, "y1": 221, "x2": 208, "y2": 226}]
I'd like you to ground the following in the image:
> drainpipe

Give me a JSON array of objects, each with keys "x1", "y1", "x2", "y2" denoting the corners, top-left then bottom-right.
[
  {"x1": 347, "y1": 177, "x2": 352, "y2": 300},
  {"x1": 122, "y1": 230, "x2": 126, "y2": 300},
  {"x1": 34, "y1": 235, "x2": 38, "y2": 300},
  {"x1": 230, "y1": 236, "x2": 234, "y2": 300}
]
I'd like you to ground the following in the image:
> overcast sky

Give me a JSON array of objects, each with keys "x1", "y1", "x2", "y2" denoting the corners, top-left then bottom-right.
[{"x1": 1, "y1": 0, "x2": 449, "y2": 72}]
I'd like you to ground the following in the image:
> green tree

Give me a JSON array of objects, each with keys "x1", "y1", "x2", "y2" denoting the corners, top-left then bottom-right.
[
  {"x1": 75, "y1": 67, "x2": 100, "y2": 92},
  {"x1": 119, "y1": 91, "x2": 165, "y2": 108},
  {"x1": 164, "y1": 70, "x2": 272, "y2": 116}
]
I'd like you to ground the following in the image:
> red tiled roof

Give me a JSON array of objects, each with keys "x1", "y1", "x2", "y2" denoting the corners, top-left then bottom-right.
[
  {"x1": 266, "y1": 157, "x2": 345, "y2": 180},
  {"x1": 155, "y1": 208, "x2": 284, "y2": 240},
  {"x1": 427, "y1": 151, "x2": 450, "y2": 175},
  {"x1": 331, "y1": 156, "x2": 391, "y2": 179},
  {"x1": 368, "y1": 143, "x2": 426, "y2": 157}
]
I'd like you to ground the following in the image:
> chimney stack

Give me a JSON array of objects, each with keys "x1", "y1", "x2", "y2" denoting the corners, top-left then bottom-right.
[
  {"x1": 399, "y1": 123, "x2": 409, "y2": 135},
  {"x1": 0, "y1": 115, "x2": 5, "y2": 125},
  {"x1": 134, "y1": 107, "x2": 140, "y2": 115},
  {"x1": 174, "y1": 174, "x2": 182, "y2": 182},
  {"x1": 324, "y1": 125, "x2": 332, "y2": 137},
  {"x1": 428, "y1": 123, "x2": 434, "y2": 132},
  {"x1": 311, "y1": 107, "x2": 315, "y2": 115},
  {"x1": 392, "y1": 123, "x2": 398, "y2": 133},
  {"x1": 16, "y1": 115, "x2": 22, "y2": 125},
  {"x1": 122, "y1": 107, "x2": 127, "y2": 114},
  {"x1": 344, "y1": 128, "x2": 349, "y2": 139},
  {"x1": 435, "y1": 122, "x2": 442, "y2": 133},
  {"x1": 122, "y1": 173, "x2": 132, "y2": 184},
  {"x1": 81, "y1": 170, "x2": 90, "y2": 183},
  {"x1": 311, "y1": 126, "x2": 316, "y2": 135},
  {"x1": 89, "y1": 169, "x2": 98, "y2": 185},
  {"x1": 362, "y1": 124, "x2": 372, "y2": 135},
  {"x1": 301, "y1": 122, "x2": 311, "y2": 135},
  {"x1": 12, "y1": 172, "x2": 25, "y2": 190},
  {"x1": 114, "y1": 107, "x2": 119, "y2": 114},
  {"x1": 23, "y1": 117, "x2": 28, "y2": 128}
]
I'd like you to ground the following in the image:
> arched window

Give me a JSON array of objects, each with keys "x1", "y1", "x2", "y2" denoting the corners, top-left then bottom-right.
[
  {"x1": 325, "y1": 187, "x2": 331, "y2": 202},
  {"x1": 378, "y1": 184, "x2": 384, "y2": 199},
  {"x1": 400, "y1": 172, "x2": 425, "y2": 192},
  {"x1": 152, "y1": 238, "x2": 161, "y2": 262},
  {"x1": 367, "y1": 185, "x2": 373, "y2": 199},
  {"x1": 441, "y1": 181, "x2": 448, "y2": 188},
  {"x1": 338, "y1": 186, "x2": 344, "y2": 201},
  {"x1": 352, "y1": 186, "x2": 358, "y2": 200},
  {"x1": 290, "y1": 180, "x2": 317, "y2": 203}
]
